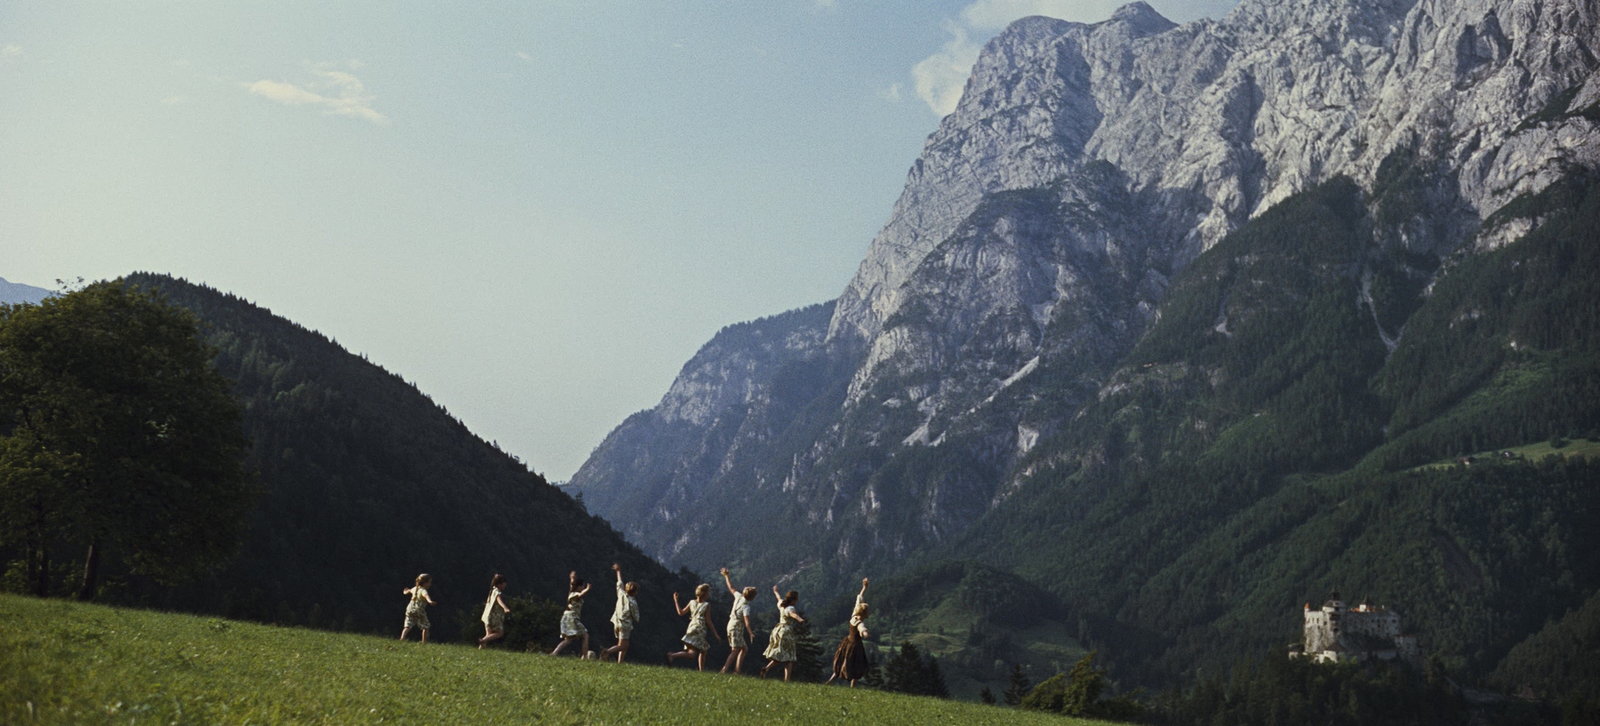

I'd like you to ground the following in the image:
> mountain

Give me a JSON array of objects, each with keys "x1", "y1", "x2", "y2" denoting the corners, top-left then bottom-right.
[
  {"x1": 571, "y1": 0, "x2": 1600, "y2": 697},
  {"x1": 0, "y1": 277, "x2": 51, "y2": 306},
  {"x1": 75, "y1": 274, "x2": 699, "y2": 656}
]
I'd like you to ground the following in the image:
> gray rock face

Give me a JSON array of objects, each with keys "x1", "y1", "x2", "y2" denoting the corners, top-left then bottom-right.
[{"x1": 572, "y1": 0, "x2": 1600, "y2": 587}]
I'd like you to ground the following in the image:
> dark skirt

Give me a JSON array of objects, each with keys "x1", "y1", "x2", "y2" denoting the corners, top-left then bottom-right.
[{"x1": 832, "y1": 627, "x2": 869, "y2": 681}]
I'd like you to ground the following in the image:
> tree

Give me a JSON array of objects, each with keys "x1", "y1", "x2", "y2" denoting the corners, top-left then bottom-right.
[
  {"x1": 1022, "y1": 651, "x2": 1144, "y2": 720},
  {"x1": 0, "y1": 282, "x2": 255, "y2": 599},
  {"x1": 791, "y1": 615, "x2": 828, "y2": 682},
  {"x1": 884, "y1": 641, "x2": 949, "y2": 698},
  {"x1": 886, "y1": 642, "x2": 929, "y2": 694},
  {"x1": 1004, "y1": 662, "x2": 1032, "y2": 706},
  {"x1": 980, "y1": 685, "x2": 997, "y2": 705},
  {"x1": 862, "y1": 656, "x2": 886, "y2": 690}
]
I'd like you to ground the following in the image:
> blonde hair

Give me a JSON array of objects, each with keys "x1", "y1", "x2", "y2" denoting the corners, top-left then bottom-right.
[
  {"x1": 625, "y1": 582, "x2": 639, "y2": 596},
  {"x1": 695, "y1": 583, "x2": 711, "y2": 599},
  {"x1": 416, "y1": 573, "x2": 431, "y2": 587},
  {"x1": 853, "y1": 601, "x2": 870, "y2": 619}
]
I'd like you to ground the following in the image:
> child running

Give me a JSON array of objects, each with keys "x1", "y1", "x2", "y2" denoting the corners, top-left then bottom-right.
[
  {"x1": 827, "y1": 578, "x2": 872, "y2": 686},
  {"x1": 478, "y1": 574, "x2": 511, "y2": 649},
  {"x1": 551, "y1": 571, "x2": 593, "y2": 657},
  {"x1": 718, "y1": 567, "x2": 758, "y2": 674},
  {"x1": 666, "y1": 583, "x2": 722, "y2": 671},
  {"x1": 760, "y1": 586, "x2": 805, "y2": 681},
  {"x1": 600, "y1": 563, "x2": 640, "y2": 663},
  {"x1": 400, "y1": 573, "x2": 436, "y2": 643}
]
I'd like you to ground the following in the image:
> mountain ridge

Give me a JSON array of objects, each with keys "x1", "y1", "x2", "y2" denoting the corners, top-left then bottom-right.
[{"x1": 570, "y1": 0, "x2": 1600, "y2": 694}]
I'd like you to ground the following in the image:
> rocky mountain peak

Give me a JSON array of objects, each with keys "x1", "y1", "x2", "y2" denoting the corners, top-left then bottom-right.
[{"x1": 1107, "y1": 2, "x2": 1177, "y2": 34}]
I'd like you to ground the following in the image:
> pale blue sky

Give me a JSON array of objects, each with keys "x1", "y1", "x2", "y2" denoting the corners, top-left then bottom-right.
[{"x1": 1, "y1": 0, "x2": 1237, "y2": 479}]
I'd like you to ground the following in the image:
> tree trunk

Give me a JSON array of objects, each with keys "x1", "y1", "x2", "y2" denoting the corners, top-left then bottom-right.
[
  {"x1": 30, "y1": 542, "x2": 49, "y2": 598},
  {"x1": 77, "y1": 539, "x2": 100, "y2": 601}
]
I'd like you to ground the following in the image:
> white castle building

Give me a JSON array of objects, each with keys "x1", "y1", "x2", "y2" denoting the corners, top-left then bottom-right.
[{"x1": 1293, "y1": 591, "x2": 1423, "y2": 665}]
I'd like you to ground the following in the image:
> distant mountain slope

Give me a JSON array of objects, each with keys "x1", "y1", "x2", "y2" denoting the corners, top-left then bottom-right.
[
  {"x1": 570, "y1": 0, "x2": 1600, "y2": 700},
  {"x1": 0, "y1": 277, "x2": 51, "y2": 305},
  {"x1": 107, "y1": 274, "x2": 694, "y2": 654}
]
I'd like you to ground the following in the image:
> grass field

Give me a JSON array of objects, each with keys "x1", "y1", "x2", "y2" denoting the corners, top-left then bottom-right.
[{"x1": 0, "y1": 594, "x2": 1105, "y2": 725}]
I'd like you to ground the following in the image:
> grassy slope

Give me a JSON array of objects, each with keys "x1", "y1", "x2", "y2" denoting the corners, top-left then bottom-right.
[
  {"x1": 1412, "y1": 437, "x2": 1600, "y2": 471},
  {"x1": 0, "y1": 595, "x2": 1102, "y2": 726}
]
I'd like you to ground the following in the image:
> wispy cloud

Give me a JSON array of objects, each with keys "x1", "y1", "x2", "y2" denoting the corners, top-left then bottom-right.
[
  {"x1": 1, "y1": 44, "x2": 23, "y2": 59},
  {"x1": 246, "y1": 62, "x2": 388, "y2": 125},
  {"x1": 516, "y1": 51, "x2": 533, "y2": 62},
  {"x1": 912, "y1": 21, "x2": 980, "y2": 116},
  {"x1": 910, "y1": 0, "x2": 1121, "y2": 116},
  {"x1": 879, "y1": 83, "x2": 904, "y2": 103}
]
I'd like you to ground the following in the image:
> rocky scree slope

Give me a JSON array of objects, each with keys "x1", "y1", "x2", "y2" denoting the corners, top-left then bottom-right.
[{"x1": 571, "y1": 0, "x2": 1600, "y2": 609}]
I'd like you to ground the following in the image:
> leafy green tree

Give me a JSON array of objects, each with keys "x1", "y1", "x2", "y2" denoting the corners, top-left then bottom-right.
[
  {"x1": 1022, "y1": 652, "x2": 1139, "y2": 719},
  {"x1": 0, "y1": 282, "x2": 254, "y2": 599},
  {"x1": 980, "y1": 685, "x2": 997, "y2": 704}
]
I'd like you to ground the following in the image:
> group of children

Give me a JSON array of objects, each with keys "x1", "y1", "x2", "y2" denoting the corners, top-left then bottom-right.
[{"x1": 399, "y1": 566, "x2": 875, "y2": 685}]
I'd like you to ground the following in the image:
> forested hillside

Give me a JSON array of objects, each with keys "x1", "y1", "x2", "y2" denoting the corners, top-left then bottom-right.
[
  {"x1": 39, "y1": 274, "x2": 697, "y2": 656},
  {"x1": 939, "y1": 173, "x2": 1600, "y2": 695}
]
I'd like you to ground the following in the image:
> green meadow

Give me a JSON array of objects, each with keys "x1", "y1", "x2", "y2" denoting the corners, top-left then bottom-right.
[{"x1": 0, "y1": 594, "x2": 1103, "y2": 725}]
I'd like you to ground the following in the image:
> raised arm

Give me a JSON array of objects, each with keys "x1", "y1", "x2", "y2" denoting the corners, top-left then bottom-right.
[
  {"x1": 720, "y1": 567, "x2": 739, "y2": 597},
  {"x1": 579, "y1": 582, "x2": 593, "y2": 597},
  {"x1": 858, "y1": 577, "x2": 869, "y2": 601},
  {"x1": 771, "y1": 585, "x2": 782, "y2": 604},
  {"x1": 672, "y1": 591, "x2": 691, "y2": 617},
  {"x1": 613, "y1": 563, "x2": 623, "y2": 584}
]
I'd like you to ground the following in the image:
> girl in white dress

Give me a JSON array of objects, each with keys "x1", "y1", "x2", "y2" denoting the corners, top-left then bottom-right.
[
  {"x1": 399, "y1": 573, "x2": 436, "y2": 643},
  {"x1": 760, "y1": 587, "x2": 805, "y2": 681},
  {"x1": 600, "y1": 563, "x2": 640, "y2": 663},
  {"x1": 718, "y1": 567, "x2": 758, "y2": 674},
  {"x1": 551, "y1": 571, "x2": 593, "y2": 657},
  {"x1": 667, "y1": 583, "x2": 722, "y2": 671},
  {"x1": 477, "y1": 574, "x2": 511, "y2": 649}
]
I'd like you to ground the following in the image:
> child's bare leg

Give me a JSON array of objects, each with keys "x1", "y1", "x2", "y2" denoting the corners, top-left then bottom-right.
[
  {"x1": 420, "y1": 628, "x2": 429, "y2": 644},
  {"x1": 783, "y1": 663, "x2": 793, "y2": 681},
  {"x1": 399, "y1": 626, "x2": 411, "y2": 641},
  {"x1": 551, "y1": 637, "x2": 573, "y2": 656},
  {"x1": 581, "y1": 633, "x2": 590, "y2": 655},
  {"x1": 479, "y1": 628, "x2": 504, "y2": 648}
]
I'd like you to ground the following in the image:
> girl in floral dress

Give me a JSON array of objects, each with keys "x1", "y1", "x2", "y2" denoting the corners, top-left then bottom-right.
[
  {"x1": 827, "y1": 578, "x2": 871, "y2": 686},
  {"x1": 399, "y1": 573, "x2": 437, "y2": 643},
  {"x1": 667, "y1": 583, "x2": 721, "y2": 671},
  {"x1": 551, "y1": 571, "x2": 593, "y2": 657},
  {"x1": 760, "y1": 586, "x2": 805, "y2": 681},
  {"x1": 719, "y1": 567, "x2": 758, "y2": 674},
  {"x1": 478, "y1": 574, "x2": 511, "y2": 649},
  {"x1": 600, "y1": 563, "x2": 640, "y2": 663}
]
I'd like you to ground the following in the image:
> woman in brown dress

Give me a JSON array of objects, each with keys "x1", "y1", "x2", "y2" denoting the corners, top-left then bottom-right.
[{"x1": 827, "y1": 578, "x2": 871, "y2": 686}]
